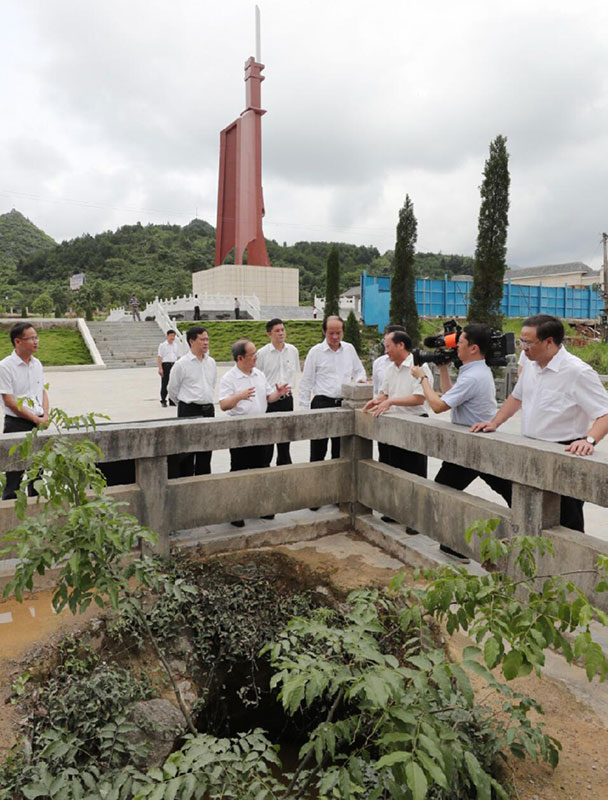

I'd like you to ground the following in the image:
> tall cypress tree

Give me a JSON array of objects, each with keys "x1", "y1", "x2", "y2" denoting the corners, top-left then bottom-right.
[
  {"x1": 324, "y1": 245, "x2": 340, "y2": 318},
  {"x1": 468, "y1": 135, "x2": 510, "y2": 328},
  {"x1": 389, "y1": 195, "x2": 420, "y2": 345}
]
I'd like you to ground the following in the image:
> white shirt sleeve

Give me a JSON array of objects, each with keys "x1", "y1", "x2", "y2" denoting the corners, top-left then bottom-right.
[
  {"x1": 298, "y1": 348, "x2": 316, "y2": 410},
  {"x1": 167, "y1": 359, "x2": 181, "y2": 404}
]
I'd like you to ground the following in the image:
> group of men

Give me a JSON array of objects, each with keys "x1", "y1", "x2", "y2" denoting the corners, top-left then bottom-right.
[{"x1": 0, "y1": 314, "x2": 607, "y2": 554}]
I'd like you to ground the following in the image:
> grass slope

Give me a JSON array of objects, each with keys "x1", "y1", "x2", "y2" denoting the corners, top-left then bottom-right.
[{"x1": 0, "y1": 328, "x2": 93, "y2": 366}]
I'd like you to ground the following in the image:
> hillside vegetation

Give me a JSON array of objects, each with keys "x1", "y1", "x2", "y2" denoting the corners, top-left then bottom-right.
[{"x1": 0, "y1": 210, "x2": 474, "y2": 313}]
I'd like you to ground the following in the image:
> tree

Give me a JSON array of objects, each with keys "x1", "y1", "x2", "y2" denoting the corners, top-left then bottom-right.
[
  {"x1": 389, "y1": 195, "x2": 420, "y2": 345},
  {"x1": 344, "y1": 310, "x2": 362, "y2": 354},
  {"x1": 468, "y1": 135, "x2": 510, "y2": 328},
  {"x1": 32, "y1": 292, "x2": 54, "y2": 317},
  {"x1": 324, "y1": 245, "x2": 340, "y2": 318}
]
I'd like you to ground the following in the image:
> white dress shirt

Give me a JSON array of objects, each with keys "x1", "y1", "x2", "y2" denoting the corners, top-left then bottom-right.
[
  {"x1": 372, "y1": 354, "x2": 389, "y2": 395},
  {"x1": 512, "y1": 346, "x2": 608, "y2": 442},
  {"x1": 298, "y1": 340, "x2": 366, "y2": 410},
  {"x1": 219, "y1": 366, "x2": 274, "y2": 416},
  {"x1": 256, "y1": 342, "x2": 300, "y2": 390},
  {"x1": 380, "y1": 354, "x2": 430, "y2": 416},
  {"x1": 0, "y1": 351, "x2": 46, "y2": 417},
  {"x1": 167, "y1": 351, "x2": 217, "y2": 405},
  {"x1": 157, "y1": 340, "x2": 181, "y2": 363}
]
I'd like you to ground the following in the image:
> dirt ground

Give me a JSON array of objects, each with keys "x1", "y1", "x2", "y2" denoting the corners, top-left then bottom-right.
[{"x1": 1, "y1": 533, "x2": 608, "y2": 799}]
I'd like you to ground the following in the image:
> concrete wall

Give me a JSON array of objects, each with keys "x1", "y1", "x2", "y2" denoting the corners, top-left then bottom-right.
[
  {"x1": 1, "y1": 384, "x2": 607, "y2": 607},
  {"x1": 192, "y1": 264, "x2": 299, "y2": 307}
]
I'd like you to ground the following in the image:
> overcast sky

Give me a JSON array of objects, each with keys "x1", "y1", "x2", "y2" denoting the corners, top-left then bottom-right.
[{"x1": 1, "y1": 0, "x2": 607, "y2": 268}]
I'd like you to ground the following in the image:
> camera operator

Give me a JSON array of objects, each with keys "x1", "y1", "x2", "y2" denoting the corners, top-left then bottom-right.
[
  {"x1": 471, "y1": 315, "x2": 608, "y2": 533},
  {"x1": 411, "y1": 323, "x2": 512, "y2": 563}
]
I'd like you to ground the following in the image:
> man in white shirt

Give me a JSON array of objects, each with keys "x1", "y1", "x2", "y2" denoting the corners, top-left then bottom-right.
[
  {"x1": 472, "y1": 314, "x2": 608, "y2": 532},
  {"x1": 363, "y1": 330, "x2": 430, "y2": 530},
  {"x1": 157, "y1": 329, "x2": 181, "y2": 407},
  {"x1": 256, "y1": 318, "x2": 300, "y2": 466},
  {"x1": 167, "y1": 326, "x2": 217, "y2": 477},
  {"x1": 299, "y1": 316, "x2": 366, "y2": 463},
  {"x1": 0, "y1": 322, "x2": 49, "y2": 499},
  {"x1": 219, "y1": 339, "x2": 290, "y2": 527},
  {"x1": 371, "y1": 324, "x2": 407, "y2": 468}
]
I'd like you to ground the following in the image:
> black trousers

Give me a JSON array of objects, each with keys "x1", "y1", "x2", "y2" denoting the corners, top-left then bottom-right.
[
  {"x1": 310, "y1": 395, "x2": 342, "y2": 462},
  {"x1": 168, "y1": 402, "x2": 215, "y2": 478},
  {"x1": 265, "y1": 395, "x2": 294, "y2": 466},
  {"x1": 435, "y1": 461, "x2": 512, "y2": 506},
  {"x1": 2, "y1": 416, "x2": 37, "y2": 500},
  {"x1": 556, "y1": 439, "x2": 585, "y2": 532},
  {"x1": 160, "y1": 362, "x2": 175, "y2": 403},
  {"x1": 377, "y1": 414, "x2": 428, "y2": 479},
  {"x1": 230, "y1": 444, "x2": 268, "y2": 472}
]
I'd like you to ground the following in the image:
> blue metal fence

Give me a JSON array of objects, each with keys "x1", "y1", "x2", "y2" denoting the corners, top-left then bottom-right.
[{"x1": 361, "y1": 272, "x2": 603, "y2": 331}]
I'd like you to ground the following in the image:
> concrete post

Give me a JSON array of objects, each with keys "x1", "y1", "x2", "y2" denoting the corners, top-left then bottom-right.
[
  {"x1": 135, "y1": 456, "x2": 170, "y2": 557},
  {"x1": 510, "y1": 482, "x2": 561, "y2": 537},
  {"x1": 341, "y1": 383, "x2": 374, "y2": 524}
]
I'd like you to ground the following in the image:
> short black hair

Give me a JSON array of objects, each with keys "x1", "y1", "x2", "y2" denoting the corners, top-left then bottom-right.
[
  {"x1": 383, "y1": 324, "x2": 406, "y2": 334},
  {"x1": 322, "y1": 315, "x2": 344, "y2": 333},
  {"x1": 186, "y1": 326, "x2": 208, "y2": 345},
  {"x1": 266, "y1": 318, "x2": 284, "y2": 333},
  {"x1": 522, "y1": 314, "x2": 564, "y2": 346},
  {"x1": 388, "y1": 330, "x2": 412, "y2": 351},
  {"x1": 462, "y1": 323, "x2": 492, "y2": 356},
  {"x1": 166, "y1": 329, "x2": 176, "y2": 336},
  {"x1": 232, "y1": 339, "x2": 251, "y2": 361},
  {"x1": 10, "y1": 322, "x2": 35, "y2": 346}
]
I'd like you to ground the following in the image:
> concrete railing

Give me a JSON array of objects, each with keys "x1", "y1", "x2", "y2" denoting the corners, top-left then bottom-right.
[{"x1": 1, "y1": 384, "x2": 607, "y2": 607}]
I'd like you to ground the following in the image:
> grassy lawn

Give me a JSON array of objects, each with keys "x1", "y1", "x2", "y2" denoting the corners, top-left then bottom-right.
[
  {"x1": 177, "y1": 320, "x2": 383, "y2": 363},
  {"x1": 0, "y1": 327, "x2": 93, "y2": 366}
]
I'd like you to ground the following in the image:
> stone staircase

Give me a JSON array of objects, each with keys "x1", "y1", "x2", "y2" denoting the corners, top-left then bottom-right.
[{"x1": 87, "y1": 322, "x2": 163, "y2": 368}]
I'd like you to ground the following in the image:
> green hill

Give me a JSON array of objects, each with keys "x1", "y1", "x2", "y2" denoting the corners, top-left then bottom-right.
[
  {"x1": 3, "y1": 211, "x2": 474, "y2": 312},
  {"x1": 0, "y1": 209, "x2": 56, "y2": 270}
]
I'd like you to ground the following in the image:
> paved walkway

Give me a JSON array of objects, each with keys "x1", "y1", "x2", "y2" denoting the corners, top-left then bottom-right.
[{"x1": 2, "y1": 365, "x2": 606, "y2": 541}]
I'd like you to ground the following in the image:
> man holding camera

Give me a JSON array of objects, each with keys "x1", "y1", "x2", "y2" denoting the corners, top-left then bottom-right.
[
  {"x1": 411, "y1": 323, "x2": 512, "y2": 562},
  {"x1": 471, "y1": 314, "x2": 608, "y2": 532}
]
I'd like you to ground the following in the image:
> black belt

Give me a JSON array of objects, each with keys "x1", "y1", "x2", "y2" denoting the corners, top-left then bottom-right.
[{"x1": 179, "y1": 402, "x2": 214, "y2": 410}]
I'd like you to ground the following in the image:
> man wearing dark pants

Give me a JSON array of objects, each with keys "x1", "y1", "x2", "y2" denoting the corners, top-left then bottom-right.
[
  {"x1": 219, "y1": 339, "x2": 290, "y2": 527},
  {"x1": 298, "y1": 315, "x2": 366, "y2": 464},
  {"x1": 0, "y1": 322, "x2": 49, "y2": 499},
  {"x1": 412, "y1": 324, "x2": 512, "y2": 563},
  {"x1": 167, "y1": 326, "x2": 217, "y2": 477},
  {"x1": 256, "y1": 318, "x2": 300, "y2": 466},
  {"x1": 157, "y1": 329, "x2": 181, "y2": 407},
  {"x1": 363, "y1": 330, "x2": 430, "y2": 532},
  {"x1": 471, "y1": 315, "x2": 608, "y2": 532}
]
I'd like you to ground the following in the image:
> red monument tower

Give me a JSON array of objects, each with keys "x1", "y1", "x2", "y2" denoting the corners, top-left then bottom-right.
[{"x1": 214, "y1": 11, "x2": 270, "y2": 267}]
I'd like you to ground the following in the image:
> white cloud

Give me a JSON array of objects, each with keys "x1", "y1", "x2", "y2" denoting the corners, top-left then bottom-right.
[{"x1": 1, "y1": 0, "x2": 608, "y2": 269}]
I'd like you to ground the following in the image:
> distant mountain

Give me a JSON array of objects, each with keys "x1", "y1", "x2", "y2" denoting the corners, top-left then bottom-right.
[
  {"x1": 4, "y1": 210, "x2": 474, "y2": 307},
  {"x1": 0, "y1": 209, "x2": 56, "y2": 270}
]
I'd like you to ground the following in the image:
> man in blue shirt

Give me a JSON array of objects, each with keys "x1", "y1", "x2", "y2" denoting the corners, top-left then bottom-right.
[{"x1": 411, "y1": 324, "x2": 512, "y2": 562}]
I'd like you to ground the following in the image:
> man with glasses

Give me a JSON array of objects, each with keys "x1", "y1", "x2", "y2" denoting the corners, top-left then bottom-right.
[
  {"x1": 0, "y1": 323, "x2": 49, "y2": 499},
  {"x1": 219, "y1": 339, "x2": 290, "y2": 527},
  {"x1": 472, "y1": 314, "x2": 608, "y2": 532}
]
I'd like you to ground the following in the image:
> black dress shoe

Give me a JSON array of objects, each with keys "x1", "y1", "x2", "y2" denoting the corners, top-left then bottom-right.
[
  {"x1": 161, "y1": 400, "x2": 167, "y2": 407},
  {"x1": 261, "y1": 514, "x2": 275, "y2": 520},
  {"x1": 230, "y1": 520, "x2": 245, "y2": 528},
  {"x1": 439, "y1": 543, "x2": 470, "y2": 564},
  {"x1": 381, "y1": 515, "x2": 396, "y2": 523},
  {"x1": 169, "y1": 400, "x2": 176, "y2": 406},
  {"x1": 309, "y1": 507, "x2": 319, "y2": 512},
  {"x1": 405, "y1": 527, "x2": 420, "y2": 536}
]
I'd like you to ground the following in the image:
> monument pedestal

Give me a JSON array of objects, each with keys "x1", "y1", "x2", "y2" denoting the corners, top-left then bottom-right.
[{"x1": 192, "y1": 265, "x2": 299, "y2": 307}]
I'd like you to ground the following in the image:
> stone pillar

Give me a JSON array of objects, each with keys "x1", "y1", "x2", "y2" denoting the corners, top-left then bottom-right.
[
  {"x1": 341, "y1": 383, "x2": 373, "y2": 524},
  {"x1": 135, "y1": 456, "x2": 170, "y2": 557},
  {"x1": 510, "y1": 483, "x2": 561, "y2": 537}
]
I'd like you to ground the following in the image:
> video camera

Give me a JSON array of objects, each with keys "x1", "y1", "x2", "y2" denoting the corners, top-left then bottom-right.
[{"x1": 412, "y1": 319, "x2": 515, "y2": 368}]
